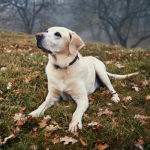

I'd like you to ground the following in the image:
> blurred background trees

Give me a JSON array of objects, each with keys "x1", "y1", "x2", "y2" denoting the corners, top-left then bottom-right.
[{"x1": 0, "y1": 0, "x2": 150, "y2": 48}]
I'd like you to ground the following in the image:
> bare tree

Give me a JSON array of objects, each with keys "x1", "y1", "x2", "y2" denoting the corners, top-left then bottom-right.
[
  {"x1": 71, "y1": 0, "x2": 150, "y2": 48},
  {"x1": 0, "y1": 0, "x2": 57, "y2": 34}
]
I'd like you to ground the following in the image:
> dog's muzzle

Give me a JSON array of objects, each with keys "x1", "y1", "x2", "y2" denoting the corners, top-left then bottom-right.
[{"x1": 35, "y1": 33, "x2": 52, "y2": 54}]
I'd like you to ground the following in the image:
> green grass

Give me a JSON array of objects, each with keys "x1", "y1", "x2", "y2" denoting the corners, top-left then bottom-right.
[{"x1": 0, "y1": 30, "x2": 150, "y2": 150}]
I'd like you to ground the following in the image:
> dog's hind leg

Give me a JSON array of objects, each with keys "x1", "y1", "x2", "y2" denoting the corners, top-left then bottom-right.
[
  {"x1": 29, "y1": 88, "x2": 60, "y2": 117},
  {"x1": 94, "y1": 60, "x2": 120, "y2": 103}
]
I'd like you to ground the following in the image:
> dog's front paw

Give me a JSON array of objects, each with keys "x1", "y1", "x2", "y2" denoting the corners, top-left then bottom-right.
[
  {"x1": 69, "y1": 120, "x2": 82, "y2": 133},
  {"x1": 111, "y1": 93, "x2": 120, "y2": 103},
  {"x1": 29, "y1": 109, "x2": 44, "y2": 117}
]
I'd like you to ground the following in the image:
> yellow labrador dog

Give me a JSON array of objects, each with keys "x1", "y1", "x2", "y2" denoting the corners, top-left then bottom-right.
[{"x1": 29, "y1": 27, "x2": 138, "y2": 133}]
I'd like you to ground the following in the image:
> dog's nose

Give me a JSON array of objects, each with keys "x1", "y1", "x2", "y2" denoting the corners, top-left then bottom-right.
[{"x1": 36, "y1": 33, "x2": 43, "y2": 40}]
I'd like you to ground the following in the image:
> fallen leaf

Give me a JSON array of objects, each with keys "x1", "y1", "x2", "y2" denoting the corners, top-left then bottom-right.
[
  {"x1": 100, "y1": 90, "x2": 111, "y2": 95},
  {"x1": 0, "y1": 97, "x2": 4, "y2": 101},
  {"x1": 33, "y1": 127, "x2": 38, "y2": 132},
  {"x1": 104, "y1": 61, "x2": 112, "y2": 65},
  {"x1": 106, "y1": 102, "x2": 112, "y2": 106},
  {"x1": 31, "y1": 132, "x2": 38, "y2": 138},
  {"x1": 20, "y1": 107, "x2": 26, "y2": 114},
  {"x1": 94, "y1": 140, "x2": 109, "y2": 150},
  {"x1": 6, "y1": 49, "x2": 12, "y2": 53},
  {"x1": 111, "y1": 119, "x2": 118, "y2": 126},
  {"x1": 44, "y1": 131, "x2": 51, "y2": 137},
  {"x1": 43, "y1": 55, "x2": 47, "y2": 58},
  {"x1": 16, "y1": 120, "x2": 26, "y2": 126},
  {"x1": 134, "y1": 114, "x2": 150, "y2": 124},
  {"x1": 122, "y1": 96, "x2": 132, "y2": 103},
  {"x1": 87, "y1": 121, "x2": 103, "y2": 130},
  {"x1": 134, "y1": 114, "x2": 150, "y2": 120},
  {"x1": 45, "y1": 124, "x2": 61, "y2": 131},
  {"x1": 11, "y1": 126, "x2": 20, "y2": 135},
  {"x1": 51, "y1": 120, "x2": 58, "y2": 125},
  {"x1": 30, "y1": 145, "x2": 38, "y2": 150},
  {"x1": 7, "y1": 82, "x2": 12, "y2": 90},
  {"x1": 72, "y1": 131, "x2": 79, "y2": 137},
  {"x1": 14, "y1": 113, "x2": 27, "y2": 122},
  {"x1": 131, "y1": 82, "x2": 138, "y2": 87},
  {"x1": 98, "y1": 108, "x2": 113, "y2": 116},
  {"x1": 52, "y1": 136, "x2": 60, "y2": 144},
  {"x1": 0, "y1": 90, "x2": 3, "y2": 94},
  {"x1": 132, "y1": 86, "x2": 141, "y2": 92},
  {"x1": 79, "y1": 138, "x2": 87, "y2": 146},
  {"x1": 121, "y1": 83, "x2": 126, "y2": 87},
  {"x1": 0, "y1": 67, "x2": 7, "y2": 71},
  {"x1": 43, "y1": 115, "x2": 51, "y2": 120},
  {"x1": 88, "y1": 94, "x2": 96, "y2": 104},
  {"x1": 141, "y1": 80, "x2": 148, "y2": 87},
  {"x1": 27, "y1": 116, "x2": 38, "y2": 122},
  {"x1": 60, "y1": 136, "x2": 78, "y2": 145},
  {"x1": 13, "y1": 89, "x2": 20, "y2": 97},
  {"x1": 39, "y1": 120, "x2": 47, "y2": 128},
  {"x1": 115, "y1": 62, "x2": 125, "y2": 69},
  {"x1": 145, "y1": 95, "x2": 150, "y2": 100}
]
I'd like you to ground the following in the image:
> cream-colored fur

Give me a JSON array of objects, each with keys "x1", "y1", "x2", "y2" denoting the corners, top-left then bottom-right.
[{"x1": 29, "y1": 27, "x2": 138, "y2": 133}]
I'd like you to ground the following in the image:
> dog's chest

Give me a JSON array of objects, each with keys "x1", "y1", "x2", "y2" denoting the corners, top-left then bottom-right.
[{"x1": 46, "y1": 65, "x2": 76, "y2": 91}]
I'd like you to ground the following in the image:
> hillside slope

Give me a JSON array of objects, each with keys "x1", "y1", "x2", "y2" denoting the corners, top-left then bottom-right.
[{"x1": 0, "y1": 31, "x2": 150, "y2": 150}]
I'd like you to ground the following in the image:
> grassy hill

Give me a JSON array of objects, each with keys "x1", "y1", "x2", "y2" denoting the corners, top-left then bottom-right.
[{"x1": 0, "y1": 30, "x2": 150, "y2": 150}]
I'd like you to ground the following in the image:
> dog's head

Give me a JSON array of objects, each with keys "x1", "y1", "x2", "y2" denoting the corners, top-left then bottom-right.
[{"x1": 35, "y1": 27, "x2": 85, "y2": 55}]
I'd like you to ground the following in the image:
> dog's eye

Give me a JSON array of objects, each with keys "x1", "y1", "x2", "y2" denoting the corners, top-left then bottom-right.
[
  {"x1": 46, "y1": 30, "x2": 48, "y2": 33},
  {"x1": 54, "y1": 32, "x2": 61, "y2": 37}
]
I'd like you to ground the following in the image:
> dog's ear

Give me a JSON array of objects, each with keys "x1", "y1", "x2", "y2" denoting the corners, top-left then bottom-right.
[{"x1": 69, "y1": 32, "x2": 85, "y2": 54}]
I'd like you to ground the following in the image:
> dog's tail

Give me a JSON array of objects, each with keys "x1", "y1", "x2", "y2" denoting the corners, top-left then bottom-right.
[{"x1": 106, "y1": 72, "x2": 139, "y2": 79}]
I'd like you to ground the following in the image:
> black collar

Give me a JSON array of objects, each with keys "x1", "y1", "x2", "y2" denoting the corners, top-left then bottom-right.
[{"x1": 54, "y1": 54, "x2": 79, "y2": 69}]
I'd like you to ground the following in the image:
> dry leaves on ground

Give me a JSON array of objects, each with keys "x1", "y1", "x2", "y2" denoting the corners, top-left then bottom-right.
[
  {"x1": 13, "y1": 89, "x2": 20, "y2": 97},
  {"x1": 52, "y1": 136, "x2": 60, "y2": 144},
  {"x1": 132, "y1": 86, "x2": 141, "y2": 92},
  {"x1": 0, "y1": 127, "x2": 20, "y2": 145},
  {"x1": 60, "y1": 136, "x2": 78, "y2": 145},
  {"x1": 88, "y1": 94, "x2": 96, "y2": 104},
  {"x1": 94, "y1": 140, "x2": 109, "y2": 150},
  {"x1": 39, "y1": 120, "x2": 47, "y2": 128},
  {"x1": 145, "y1": 95, "x2": 150, "y2": 100},
  {"x1": 122, "y1": 96, "x2": 132, "y2": 103},
  {"x1": 0, "y1": 67, "x2": 7, "y2": 71},
  {"x1": 45, "y1": 124, "x2": 61, "y2": 131},
  {"x1": 141, "y1": 80, "x2": 148, "y2": 87},
  {"x1": 14, "y1": 113, "x2": 27, "y2": 126},
  {"x1": 104, "y1": 61, "x2": 112, "y2": 65},
  {"x1": 115, "y1": 62, "x2": 125, "y2": 68},
  {"x1": 98, "y1": 108, "x2": 113, "y2": 116},
  {"x1": 7, "y1": 82, "x2": 12, "y2": 90},
  {"x1": 43, "y1": 115, "x2": 51, "y2": 120},
  {"x1": 44, "y1": 131, "x2": 51, "y2": 137},
  {"x1": 30, "y1": 145, "x2": 38, "y2": 150},
  {"x1": 131, "y1": 83, "x2": 141, "y2": 92},
  {"x1": 110, "y1": 119, "x2": 118, "y2": 126},
  {"x1": 38, "y1": 115, "x2": 51, "y2": 128},
  {"x1": 87, "y1": 121, "x2": 103, "y2": 130},
  {"x1": 134, "y1": 114, "x2": 150, "y2": 124}
]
